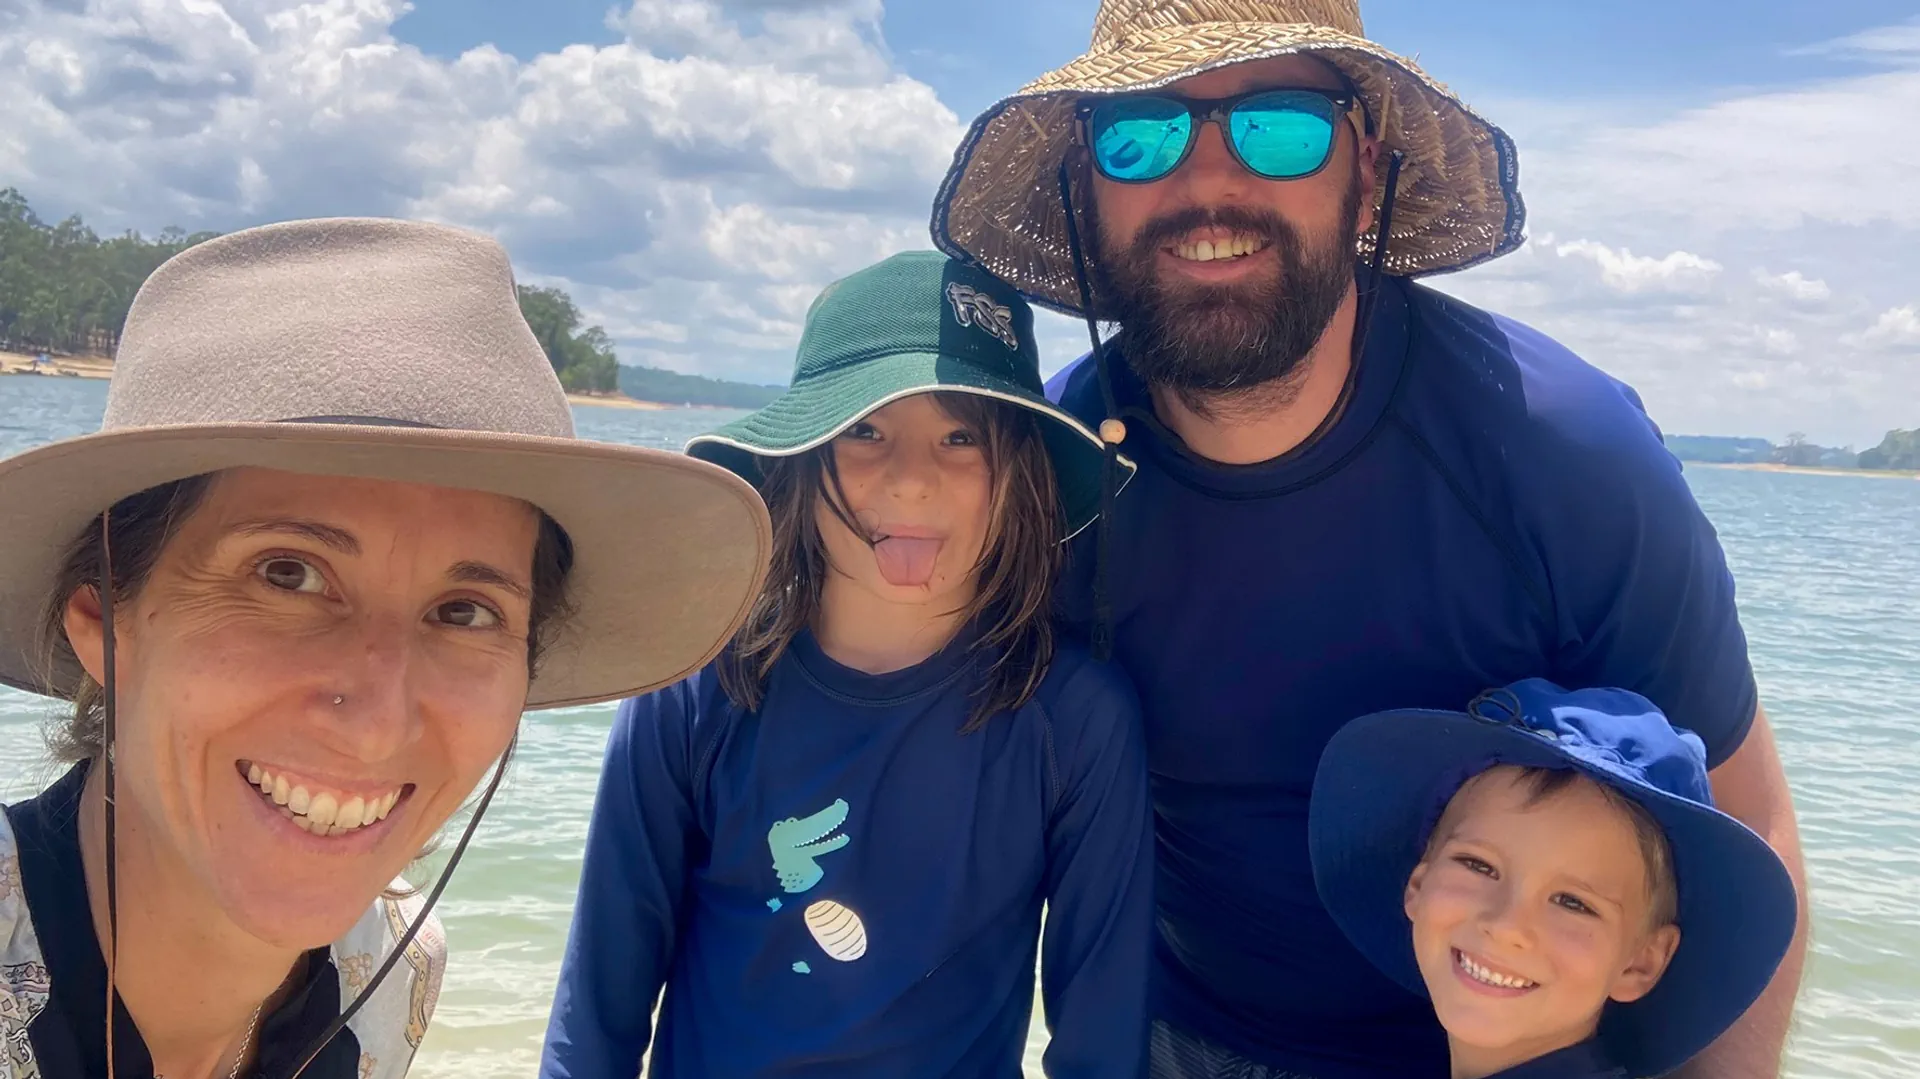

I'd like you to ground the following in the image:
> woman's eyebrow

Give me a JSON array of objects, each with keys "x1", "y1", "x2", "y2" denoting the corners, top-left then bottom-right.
[
  {"x1": 230, "y1": 521, "x2": 529, "y2": 599},
  {"x1": 451, "y1": 560, "x2": 532, "y2": 601},
  {"x1": 232, "y1": 518, "x2": 360, "y2": 555}
]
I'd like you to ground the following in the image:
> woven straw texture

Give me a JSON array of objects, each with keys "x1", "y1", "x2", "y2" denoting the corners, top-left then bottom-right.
[{"x1": 931, "y1": 0, "x2": 1526, "y2": 316}]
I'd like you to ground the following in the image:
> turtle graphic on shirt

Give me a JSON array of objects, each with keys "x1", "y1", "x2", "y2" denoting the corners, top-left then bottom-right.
[{"x1": 767, "y1": 798, "x2": 850, "y2": 895}]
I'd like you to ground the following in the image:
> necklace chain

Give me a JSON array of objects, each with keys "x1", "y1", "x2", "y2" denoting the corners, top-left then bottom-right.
[
  {"x1": 152, "y1": 1005, "x2": 261, "y2": 1079},
  {"x1": 227, "y1": 1004, "x2": 263, "y2": 1079}
]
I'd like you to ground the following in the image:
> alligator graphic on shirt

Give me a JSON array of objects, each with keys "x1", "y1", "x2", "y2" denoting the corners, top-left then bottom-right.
[{"x1": 767, "y1": 798, "x2": 850, "y2": 894}]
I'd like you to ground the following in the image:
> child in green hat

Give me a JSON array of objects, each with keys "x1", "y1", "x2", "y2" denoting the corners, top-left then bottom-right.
[{"x1": 542, "y1": 251, "x2": 1151, "y2": 1078}]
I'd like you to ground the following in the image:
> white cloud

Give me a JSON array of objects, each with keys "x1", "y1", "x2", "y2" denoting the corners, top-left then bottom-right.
[
  {"x1": 1851, "y1": 305, "x2": 1920, "y2": 349},
  {"x1": 1437, "y1": 30, "x2": 1920, "y2": 446},
  {"x1": 1552, "y1": 241, "x2": 1722, "y2": 295},
  {"x1": 1, "y1": 3, "x2": 1915, "y2": 443},
  {"x1": 1754, "y1": 269, "x2": 1832, "y2": 303},
  {"x1": 0, "y1": 0, "x2": 959, "y2": 383},
  {"x1": 1749, "y1": 327, "x2": 1802, "y2": 356},
  {"x1": 1792, "y1": 19, "x2": 1920, "y2": 65}
]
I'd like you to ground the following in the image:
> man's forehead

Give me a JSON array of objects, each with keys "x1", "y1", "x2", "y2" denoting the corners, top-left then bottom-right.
[{"x1": 1159, "y1": 54, "x2": 1347, "y2": 98}]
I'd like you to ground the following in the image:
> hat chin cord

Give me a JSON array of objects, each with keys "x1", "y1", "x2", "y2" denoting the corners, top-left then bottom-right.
[
  {"x1": 1054, "y1": 149, "x2": 1405, "y2": 663},
  {"x1": 95, "y1": 510, "x2": 510, "y2": 1079}
]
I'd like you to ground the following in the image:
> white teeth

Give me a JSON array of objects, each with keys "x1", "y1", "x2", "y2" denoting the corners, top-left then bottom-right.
[
  {"x1": 1460, "y1": 952, "x2": 1535, "y2": 990},
  {"x1": 1173, "y1": 234, "x2": 1267, "y2": 263},
  {"x1": 244, "y1": 765, "x2": 400, "y2": 837}
]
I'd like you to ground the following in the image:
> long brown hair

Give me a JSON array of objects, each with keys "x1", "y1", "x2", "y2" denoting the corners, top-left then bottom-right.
[{"x1": 719, "y1": 392, "x2": 1062, "y2": 732}]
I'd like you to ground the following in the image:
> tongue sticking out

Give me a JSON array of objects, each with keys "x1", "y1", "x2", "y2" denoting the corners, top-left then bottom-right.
[{"x1": 872, "y1": 536, "x2": 943, "y2": 587}]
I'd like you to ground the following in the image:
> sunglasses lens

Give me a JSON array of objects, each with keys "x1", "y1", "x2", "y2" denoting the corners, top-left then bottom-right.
[
  {"x1": 1088, "y1": 97, "x2": 1193, "y2": 182},
  {"x1": 1228, "y1": 91, "x2": 1340, "y2": 179}
]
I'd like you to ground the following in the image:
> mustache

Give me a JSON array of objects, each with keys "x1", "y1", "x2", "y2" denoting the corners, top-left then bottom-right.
[{"x1": 1128, "y1": 204, "x2": 1298, "y2": 258}]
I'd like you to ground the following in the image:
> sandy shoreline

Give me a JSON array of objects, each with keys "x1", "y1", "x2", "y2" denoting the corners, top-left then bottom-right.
[
  {"x1": 564, "y1": 392, "x2": 670, "y2": 411},
  {"x1": 3, "y1": 351, "x2": 702, "y2": 411},
  {"x1": 0, "y1": 350, "x2": 113, "y2": 379},
  {"x1": 1690, "y1": 461, "x2": 1920, "y2": 480}
]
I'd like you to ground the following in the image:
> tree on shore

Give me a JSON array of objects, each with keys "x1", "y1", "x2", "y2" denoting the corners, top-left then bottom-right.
[
  {"x1": 0, "y1": 188, "x2": 217, "y2": 356},
  {"x1": 0, "y1": 188, "x2": 619, "y2": 393},
  {"x1": 515, "y1": 284, "x2": 619, "y2": 394},
  {"x1": 1858, "y1": 429, "x2": 1920, "y2": 471}
]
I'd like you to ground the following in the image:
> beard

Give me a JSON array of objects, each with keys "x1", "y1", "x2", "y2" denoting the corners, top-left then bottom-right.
[{"x1": 1097, "y1": 177, "x2": 1364, "y2": 412}]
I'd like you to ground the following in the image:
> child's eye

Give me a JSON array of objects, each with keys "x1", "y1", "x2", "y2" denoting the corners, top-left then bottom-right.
[
  {"x1": 1452, "y1": 854, "x2": 1497, "y2": 878},
  {"x1": 943, "y1": 428, "x2": 980, "y2": 447},
  {"x1": 1552, "y1": 893, "x2": 1597, "y2": 916},
  {"x1": 841, "y1": 422, "x2": 881, "y2": 442}
]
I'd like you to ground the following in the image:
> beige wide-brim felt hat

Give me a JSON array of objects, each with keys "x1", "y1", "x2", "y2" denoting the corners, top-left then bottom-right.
[
  {"x1": 931, "y1": 0, "x2": 1527, "y2": 317},
  {"x1": 0, "y1": 218, "x2": 771, "y2": 709}
]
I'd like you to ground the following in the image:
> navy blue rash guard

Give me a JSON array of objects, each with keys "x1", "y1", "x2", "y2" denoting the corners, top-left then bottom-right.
[
  {"x1": 1046, "y1": 274, "x2": 1757, "y2": 1078},
  {"x1": 540, "y1": 630, "x2": 1153, "y2": 1079},
  {"x1": 1483, "y1": 1040, "x2": 1627, "y2": 1079}
]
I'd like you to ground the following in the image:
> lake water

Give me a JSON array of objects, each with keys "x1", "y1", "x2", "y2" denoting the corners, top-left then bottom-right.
[{"x1": 3, "y1": 374, "x2": 1917, "y2": 1077}]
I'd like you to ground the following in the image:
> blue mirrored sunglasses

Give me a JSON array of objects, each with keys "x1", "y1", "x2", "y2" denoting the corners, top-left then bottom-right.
[{"x1": 1078, "y1": 87, "x2": 1366, "y2": 184}]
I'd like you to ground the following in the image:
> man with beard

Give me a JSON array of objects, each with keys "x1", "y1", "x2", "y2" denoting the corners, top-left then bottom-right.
[{"x1": 930, "y1": 3, "x2": 1807, "y2": 1078}]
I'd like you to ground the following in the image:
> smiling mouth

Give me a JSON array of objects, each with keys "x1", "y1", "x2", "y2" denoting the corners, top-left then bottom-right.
[
  {"x1": 237, "y1": 760, "x2": 410, "y2": 837},
  {"x1": 1167, "y1": 232, "x2": 1270, "y2": 264},
  {"x1": 1455, "y1": 949, "x2": 1539, "y2": 991}
]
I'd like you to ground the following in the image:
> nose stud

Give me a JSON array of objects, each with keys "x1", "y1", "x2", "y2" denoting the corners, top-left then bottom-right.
[{"x1": 332, "y1": 695, "x2": 345, "y2": 707}]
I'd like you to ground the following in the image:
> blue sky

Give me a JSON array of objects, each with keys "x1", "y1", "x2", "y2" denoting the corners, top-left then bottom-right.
[
  {"x1": 4, "y1": 0, "x2": 1918, "y2": 445},
  {"x1": 393, "y1": 0, "x2": 1919, "y2": 111}
]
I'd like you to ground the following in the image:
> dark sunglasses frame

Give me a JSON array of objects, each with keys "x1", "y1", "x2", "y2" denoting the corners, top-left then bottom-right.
[{"x1": 1076, "y1": 86, "x2": 1374, "y2": 185}]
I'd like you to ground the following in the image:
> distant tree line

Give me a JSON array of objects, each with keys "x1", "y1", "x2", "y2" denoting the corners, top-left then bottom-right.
[
  {"x1": 1858, "y1": 429, "x2": 1920, "y2": 471},
  {"x1": 0, "y1": 188, "x2": 217, "y2": 356},
  {"x1": 0, "y1": 189, "x2": 789, "y2": 404},
  {"x1": 1667, "y1": 431, "x2": 1920, "y2": 472},
  {"x1": 618, "y1": 364, "x2": 781, "y2": 408}
]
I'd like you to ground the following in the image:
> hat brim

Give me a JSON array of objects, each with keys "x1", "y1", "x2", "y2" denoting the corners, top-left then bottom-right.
[
  {"x1": 683, "y1": 351, "x2": 1134, "y2": 540},
  {"x1": 0, "y1": 423, "x2": 771, "y2": 710},
  {"x1": 1308, "y1": 709, "x2": 1798, "y2": 1078},
  {"x1": 931, "y1": 24, "x2": 1526, "y2": 316}
]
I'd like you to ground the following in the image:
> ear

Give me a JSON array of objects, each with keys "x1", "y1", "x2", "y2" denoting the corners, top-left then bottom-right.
[
  {"x1": 63, "y1": 585, "x2": 109, "y2": 687},
  {"x1": 1609, "y1": 923, "x2": 1681, "y2": 1005},
  {"x1": 1403, "y1": 860, "x2": 1431, "y2": 921},
  {"x1": 1353, "y1": 130, "x2": 1383, "y2": 236}
]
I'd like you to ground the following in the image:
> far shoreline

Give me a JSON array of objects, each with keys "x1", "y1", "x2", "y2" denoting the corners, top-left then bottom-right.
[
  {"x1": 3, "y1": 350, "x2": 735, "y2": 412},
  {"x1": 1689, "y1": 461, "x2": 1920, "y2": 481},
  {"x1": 564, "y1": 392, "x2": 668, "y2": 411},
  {"x1": 1, "y1": 350, "x2": 113, "y2": 380}
]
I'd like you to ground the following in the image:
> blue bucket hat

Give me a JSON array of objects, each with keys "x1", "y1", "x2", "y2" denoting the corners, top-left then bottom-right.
[{"x1": 1308, "y1": 679, "x2": 1797, "y2": 1078}]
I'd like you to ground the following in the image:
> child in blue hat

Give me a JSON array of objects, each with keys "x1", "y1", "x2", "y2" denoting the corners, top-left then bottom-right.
[{"x1": 1308, "y1": 680, "x2": 1797, "y2": 1078}]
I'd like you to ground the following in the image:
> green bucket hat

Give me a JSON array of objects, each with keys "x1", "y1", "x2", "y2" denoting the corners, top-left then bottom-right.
[{"x1": 686, "y1": 251, "x2": 1133, "y2": 538}]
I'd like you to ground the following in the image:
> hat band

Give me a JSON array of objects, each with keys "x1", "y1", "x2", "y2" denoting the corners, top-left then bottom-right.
[{"x1": 281, "y1": 416, "x2": 444, "y2": 429}]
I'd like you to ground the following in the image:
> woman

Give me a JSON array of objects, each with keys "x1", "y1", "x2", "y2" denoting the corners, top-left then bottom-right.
[{"x1": 0, "y1": 217, "x2": 771, "y2": 1079}]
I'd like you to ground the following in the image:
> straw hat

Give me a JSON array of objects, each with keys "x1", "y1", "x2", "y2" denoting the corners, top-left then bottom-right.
[
  {"x1": 0, "y1": 218, "x2": 771, "y2": 709},
  {"x1": 930, "y1": 0, "x2": 1527, "y2": 316}
]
